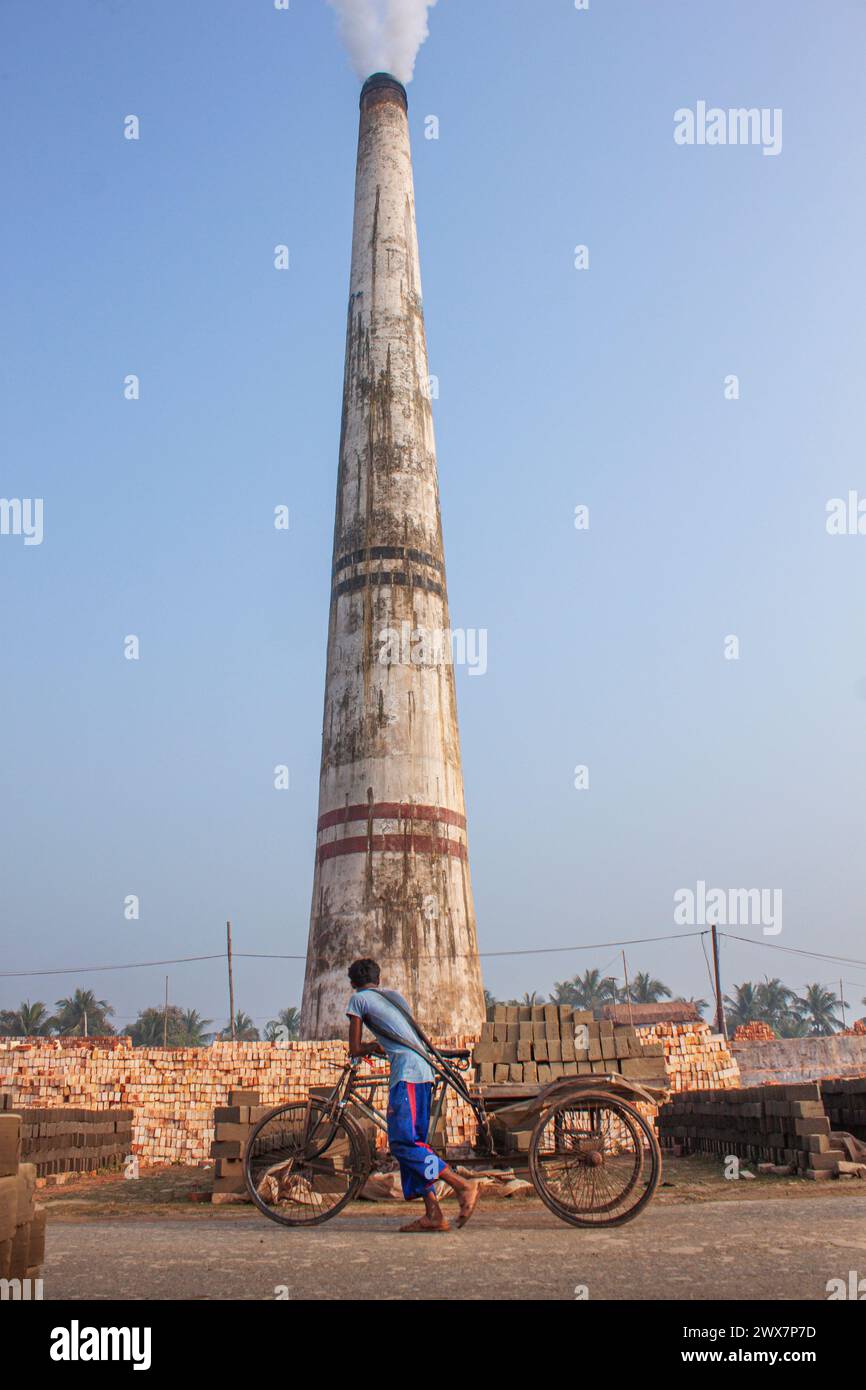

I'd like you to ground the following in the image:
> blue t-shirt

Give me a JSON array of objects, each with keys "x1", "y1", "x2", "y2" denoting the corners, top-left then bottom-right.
[{"x1": 346, "y1": 988, "x2": 435, "y2": 1088}]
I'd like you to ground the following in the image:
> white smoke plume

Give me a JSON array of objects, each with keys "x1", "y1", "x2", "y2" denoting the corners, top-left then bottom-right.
[{"x1": 327, "y1": 0, "x2": 438, "y2": 85}]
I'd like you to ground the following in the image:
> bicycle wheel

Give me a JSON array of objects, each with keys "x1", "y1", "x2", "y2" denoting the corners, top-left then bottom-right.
[
  {"x1": 244, "y1": 1101, "x2": 370, "y2": 1228},
  {"x1": 529, "y1": 1090, "x2": 661, "y2": 1228}
]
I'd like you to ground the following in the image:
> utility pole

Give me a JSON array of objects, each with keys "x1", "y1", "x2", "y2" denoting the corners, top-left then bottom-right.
[
  {"x1": 163, "y1": 975, "x2": 169, "y2": 1047},
  {"x1": 710, "y1": 923, "x2": 727, "y2": 1039},
  {"x1": 840, "y1": 979, "x2": 846, "y2": 1030},
  {"x1": 83, "y1": 1011, "x2": 88, "y2": 1039},
  {"x1": 227, "y1": 920, "x2": 236, "y2": 1041},
  {"x1": 622, "y1": 950, "x2": 634, "y2": 1028}
]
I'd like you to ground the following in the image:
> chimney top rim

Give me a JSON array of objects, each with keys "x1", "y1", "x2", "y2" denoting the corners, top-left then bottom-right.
[{"x1": 360, "y1": 72, "x2": 408, "y2": 112}]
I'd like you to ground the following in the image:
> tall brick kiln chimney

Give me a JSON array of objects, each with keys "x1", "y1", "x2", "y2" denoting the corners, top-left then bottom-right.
[{"x1": 299, "y1": 72, "x2": 486, "y2": 1040}]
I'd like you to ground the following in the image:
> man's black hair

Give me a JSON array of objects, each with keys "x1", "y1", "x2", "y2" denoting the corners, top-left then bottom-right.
[{"x1": 348, "y1": 957, "x2": 380, "y2": 988}]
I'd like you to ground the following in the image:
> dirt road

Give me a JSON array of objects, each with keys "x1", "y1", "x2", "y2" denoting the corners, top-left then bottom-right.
[{"x1": 41, "y1": 1195, "x2": 866, "y2": 1301}]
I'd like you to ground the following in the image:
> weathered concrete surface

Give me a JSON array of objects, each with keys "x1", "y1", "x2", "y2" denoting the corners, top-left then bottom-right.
[
  {"x1": 300, "y1": 75, "x2": 484, "y2": 1039},
  {"x1": 734, "y1": 1035, "x2": 866, "y2": 1085},
  {"x1": 42, "y1": 1197, "x2": 866, "y2": 1301}
]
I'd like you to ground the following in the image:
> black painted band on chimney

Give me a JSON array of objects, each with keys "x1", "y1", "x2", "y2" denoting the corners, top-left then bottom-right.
[{"x1": 360, "y1": 72, "x2": 408, "y2": 112}]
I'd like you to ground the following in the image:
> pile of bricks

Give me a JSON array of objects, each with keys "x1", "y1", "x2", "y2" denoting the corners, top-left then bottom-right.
[
  {"x1": 639, "y1": 1022, "x2": 739, "y2": 1092},
  {"x1": 0, "y1": 1111, "x2": 46, "y2": 1286},
  {"x1": 0, "y1": 1025, "x2": 739, "y2": 1171},
  {"x1": 0, "y1": 1094, "x2": 132, "y2": 1179},
  {"x1": 657, "y1": 1081, "x2": 848, "y2": 1175},
  {"x1": 472, "y1": 1004, "x2": 667, "y2": 1087},
  {"x1": 733, "y1": 1021, "x2": 777, "y2": 1042},
  {"x1": 820, "y1": 1077, "x2": 866, "y2": 1141},
  {"x1": 0, "y1": 1036, "x2": 476, "y2": 1167}
]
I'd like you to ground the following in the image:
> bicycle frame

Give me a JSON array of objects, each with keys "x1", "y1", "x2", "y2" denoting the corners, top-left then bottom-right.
[{"x1": 314, "y1": 1057, "x2": 489, "y2": 1152}]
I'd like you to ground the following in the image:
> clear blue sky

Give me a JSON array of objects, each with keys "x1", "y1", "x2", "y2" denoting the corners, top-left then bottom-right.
[{"x1": 2, "y1": 0, "x2": 865, "y2": 1032}]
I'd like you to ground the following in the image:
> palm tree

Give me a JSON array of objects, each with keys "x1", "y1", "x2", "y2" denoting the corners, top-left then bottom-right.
[
  {"x1": 521, "y1": 992, "x2": 541, "y2": 1006},
  {"x1": 0, "y1": 1000, "x2": 55, "y2": 1036},
  {"x1": 220, "y1": 1011, "x2": 260, "y2": 1041},
  {"x1": 724, "y1": 982, "x2": 761, "y2": 1032},
  {"x1": 53, "y1": 989, "x2": 115, "y2": 1036},
  {"x1": 179, "y1": 1009, "x2": 212, "y2": 1046},
  {"x1": 627, "y1": 972, "x2": 672, "y2": 1005},
  {"x1": 130, "y1": 1006, "x2": 179, "y2": 1047},
  {"x1": 779, "y1": 1012, "x2": 810, "y2": 1038},
  {"x1": 793, "y1": 984, "x2": 845, "y2": 1037},
  {"x1": 553, "y1": 970, "x2": 617, "y2": 1015},
  {"x1": 264, "y1": 1007, "x2": 300, "y2": 1042},
  {"x1": 128, "y1": 1005, "x2": 213, "y2": 1047},
  {"x1": 756, "y1": 977, "x2": 798, "y2": 1033}
]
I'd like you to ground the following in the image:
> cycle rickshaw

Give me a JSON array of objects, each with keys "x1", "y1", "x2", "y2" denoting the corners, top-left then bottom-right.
[{"x1": 243, "y1": 1024, "x2": 664, "y2": 1230}]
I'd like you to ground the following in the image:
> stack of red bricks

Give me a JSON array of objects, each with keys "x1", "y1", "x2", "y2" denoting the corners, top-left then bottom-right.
[
  {"x1": 472, "y1": 1004, "x2": 666, "y2": 1087},
  {"x1": 658, "y1": 1081, "x2": 847, "y2": 1176},
  {"x1": 639, "y1": 1022, "x2": 739, "y2": 1092},
  {"x1": 0, "y1": 1035, "x2": 478, "y2": 1167},
  {"x1": 733, "y1": 1021, "x2": 777, "y2": 1042},
  {"x1": 0, "y1": 1111, "x2": 46, "y2": 1286}
]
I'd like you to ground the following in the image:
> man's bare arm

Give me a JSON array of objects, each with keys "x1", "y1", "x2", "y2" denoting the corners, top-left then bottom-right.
[{"x1": 348, "y1": 1015, "x2": 384, "y2": 1059}]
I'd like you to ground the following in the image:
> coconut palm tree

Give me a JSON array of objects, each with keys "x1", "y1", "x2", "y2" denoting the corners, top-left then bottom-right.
[
  {"x1": 521, "y1": 992, "x2": 541, "y2": 1006},
  {"x1": 220, "y1": 1011, "x2": 260, "y2": 1041},
  {"x1": 793, "y1": 984, "x2": 845, "y2": 1037},
  {"x1": 627, "y1": 973, "x2": 672, "y2": 1004},
  {"x1": 0, "y1": 1000, "x2": 55, "y2": 1036},
  {"x1": 553, "y1": 970, "x2": 617, "y2": 1015},
  {"x1": 755, "y1": 977, "x2": 798, "y2": 1033},
  {"x1": 264, "y1": 1007, "x2": 300, "y2": 1042},
  {"x1": 130, "y1": 1006, "x2": 181, "y2": 1047},
  {"x1": 128, "y1": 1005, "x2": 213, "y2": 1047},
  {"x1": 53, "y1": 989, "x2": 115, "y2": 1037},
  {"x1": 724, "y1": 981, "x2": 762, "y2": 1031},
  {"x1": 179, "y1": 1009, "x2": 212, "y2": 1046}
]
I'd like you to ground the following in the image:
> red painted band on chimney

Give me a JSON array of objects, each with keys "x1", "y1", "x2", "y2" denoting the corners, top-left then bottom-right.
[
  {"x1": 317, "y1": 834, "x2": 468, "y2": 864},
  {"x1": 317, "y1": 803, "x2": 466, "y2": 833}
]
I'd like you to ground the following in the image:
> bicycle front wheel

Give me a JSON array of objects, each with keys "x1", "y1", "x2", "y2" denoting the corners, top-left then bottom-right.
[{"x1": 244, "y1": 1101, "x2": 370, "y2": 1228}]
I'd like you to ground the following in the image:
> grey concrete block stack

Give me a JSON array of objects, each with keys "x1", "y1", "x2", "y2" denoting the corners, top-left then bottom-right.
[{"x1": 472, "y1": 1003, "x2": 666, "y2": 1087}]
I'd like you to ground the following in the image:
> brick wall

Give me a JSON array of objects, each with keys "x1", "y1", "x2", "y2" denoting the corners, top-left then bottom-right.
[{"x1": 0, "y1": 1036, "x2": 476, "y2": 1167}]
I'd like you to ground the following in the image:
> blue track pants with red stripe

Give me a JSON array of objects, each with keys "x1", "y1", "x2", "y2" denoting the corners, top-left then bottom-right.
[{"x1": 387, "y1": 1081, "x2": 447, "y2": 1200}]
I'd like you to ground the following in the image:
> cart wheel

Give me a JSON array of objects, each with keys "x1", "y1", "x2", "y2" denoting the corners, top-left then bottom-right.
[
  {"x1": 529, "y1": 1090, "x2": 661, "y2": 1228},
  {"x1": 244, "y1": 1101, "x2": 370, "y2": 1228}
]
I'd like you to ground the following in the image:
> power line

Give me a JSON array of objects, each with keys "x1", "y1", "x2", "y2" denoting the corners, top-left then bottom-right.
[
  {"x1": 0, "y1": 931, "x2": 709, "y2": 980},
  {"x1": 720, "y1": 933, "x2": 866, "y2": 972},
  {"x1": 479, "y1": 932, "x2": 708, "y2": 958},
  {"x1": 0, "y1": 953, "x2": 226, "y2": 978},
  {"x1": 4, "y1": 932, "x2": 863, "y2": 992}
]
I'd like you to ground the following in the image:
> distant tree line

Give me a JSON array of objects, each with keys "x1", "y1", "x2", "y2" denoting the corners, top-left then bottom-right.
[
  {"x1": 0, "y1": 990, "x2": 301, "y2": 1046},
  {"x1": 485, "y1": 970, "x2": 863, "y2": 1038},
  {"x1": 2, "y1": 976, "x2": 860, "y2": 1044}
]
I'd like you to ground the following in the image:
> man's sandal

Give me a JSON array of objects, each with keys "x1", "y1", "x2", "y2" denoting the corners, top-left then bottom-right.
[
  {"x1": 456, "y1": 1183, "x2": 480, "y2": 1228},
  {"x1": 398, "y1": 1217, "x2": 450, "y2": 1233}
]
